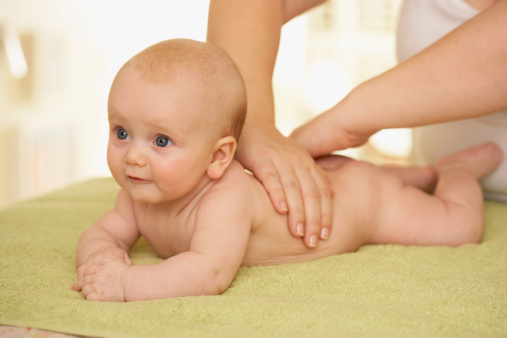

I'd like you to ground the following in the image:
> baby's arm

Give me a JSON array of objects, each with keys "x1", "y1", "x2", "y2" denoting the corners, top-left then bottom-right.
[
  {"x1": 124, "y1": 189, "x2": 252, "y2": 301},
  {"x1": 72, "y1": 189, "x2": 140, "y2": 292}
]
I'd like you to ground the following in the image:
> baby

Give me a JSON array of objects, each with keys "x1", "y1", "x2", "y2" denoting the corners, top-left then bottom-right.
[{"x1": 72, "y1": 38, "x2": 504, "y2": 302}]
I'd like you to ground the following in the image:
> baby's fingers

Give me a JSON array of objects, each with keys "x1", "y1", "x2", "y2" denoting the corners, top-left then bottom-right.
[
  {"x1": 85, "y1": 291, "x2": 104, "y2": 302},
  {"x1": 71, "y1": 281, "x2": 82, "y2": 291},
  {"x1": 124, "y1": 253, "x2": 133, "y2": 266},
  {"x1": 77, "y1": 265, "x2": 89, "y2": 280},
  {"x1": 71, "y1": 273, "x2": 93, "y2": 292},
  {"x1": 80, "y1": 277, "x2": 100, "y2": 300},
  {"x1": 72, "y1": 266, "x2": 87, "y2": 291}
]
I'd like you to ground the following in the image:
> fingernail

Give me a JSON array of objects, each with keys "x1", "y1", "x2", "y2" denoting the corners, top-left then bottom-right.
[
  {"x1": 320, "y1": 227, "x2": 330, "y2": 240},
  {"x1": 280, "y1": 201, "x2": 288, "y2": 212},
  {"x1": 309, "y1": 235, "x2": 318, "y2": 248},
  {"x1": 296, "y1": 224, "x2": 304, "y2": 237}
]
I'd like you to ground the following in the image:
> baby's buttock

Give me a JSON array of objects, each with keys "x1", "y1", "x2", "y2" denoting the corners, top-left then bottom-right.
[{"x1": 307, "y1": 161, "x2": 396, "y2": 258}]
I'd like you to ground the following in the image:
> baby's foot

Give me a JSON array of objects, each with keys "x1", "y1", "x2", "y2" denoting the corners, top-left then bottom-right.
[{"x1": 435, "y1": 142, "x2": 504, "y2": 179}]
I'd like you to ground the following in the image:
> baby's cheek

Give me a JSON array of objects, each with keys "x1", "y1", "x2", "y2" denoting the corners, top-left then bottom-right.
[
  {"x1": 107, "y1": 153, "x2": 123, "y2": 180},
  {"x1": 106, "y1": 148, "x2": 116, "y2": 172},
  {"x1": 153, "y1": 171, "x2": 189, "y2": 200},
  {"x1": 152, "y1": 165, "x2": 175, "y2": 186}
]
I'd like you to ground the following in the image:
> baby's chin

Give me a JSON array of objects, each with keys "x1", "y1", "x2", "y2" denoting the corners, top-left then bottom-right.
[
  {"x1": 128, "y1": 190, "x2": 163, "y2": 205},
  {"x1": 116, "y1": 182, "x2": 161, "y2": 205},
  {"x1": 130, "y1": 188, "x2": 179, "y2": 206},
  {"x1": 132, "y1": 195, "x2": 157, "y2": 205}
]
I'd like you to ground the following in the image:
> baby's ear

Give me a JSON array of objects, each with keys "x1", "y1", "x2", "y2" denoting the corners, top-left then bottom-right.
[{"x1": 207, "y1": 136, "x2": 237, "y2": 180}]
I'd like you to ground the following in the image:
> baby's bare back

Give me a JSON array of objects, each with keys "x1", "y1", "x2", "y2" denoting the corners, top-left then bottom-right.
[{"x1": 241, "y1": 159, "x2": 382, "y2": 266}]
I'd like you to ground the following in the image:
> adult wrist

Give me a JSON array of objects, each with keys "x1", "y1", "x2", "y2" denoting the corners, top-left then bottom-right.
[{"x1": 341, "y1": 89, "x2": 372, "y2": 136}]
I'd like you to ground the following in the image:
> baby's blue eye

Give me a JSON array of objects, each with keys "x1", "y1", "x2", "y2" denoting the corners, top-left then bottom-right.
[
  {"x1": 117, "y1": 128, "x2": 129, "y2": 140},
  {"x1": 156, "y1": 136, "x2": 172, "y2": 147}
]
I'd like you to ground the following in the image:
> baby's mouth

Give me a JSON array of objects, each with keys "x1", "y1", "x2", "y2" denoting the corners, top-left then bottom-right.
[{"x1": 128, "y1": 175, "x2": 149, "y2": 183}]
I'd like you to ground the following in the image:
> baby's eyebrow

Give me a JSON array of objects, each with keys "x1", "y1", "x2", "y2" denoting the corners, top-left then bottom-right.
[
  {"x1": 107, "y1": 111, "x2": 120, "y2": 121},
  {"x1": 149, "y1": 121, "x2": 176, "y2": 137},
  {"x1": 107, "y1": 111, "x2": 128, "y2": 124}
]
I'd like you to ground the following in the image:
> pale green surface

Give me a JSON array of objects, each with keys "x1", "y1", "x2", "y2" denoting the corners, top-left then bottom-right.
[{"x1": 0, "y1": 178, "x2": 506, "y2": 337}]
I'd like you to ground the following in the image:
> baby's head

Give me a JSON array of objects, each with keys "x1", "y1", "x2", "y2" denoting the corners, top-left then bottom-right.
[
  {"x1": 118, "y1": 38, "x2": 247, "y2": 140},
  {"x1": 107, "y1": 39, "x2": 247, "y2": 204}
]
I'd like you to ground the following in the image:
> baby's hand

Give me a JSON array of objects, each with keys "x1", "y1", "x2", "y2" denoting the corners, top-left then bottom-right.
[
  {"x1": 71, "y1": 260, "x2": 130, "y2": 302},
  {"x1": 87, "y1": 247, "x2": 132, "y2": 268},
  {"x1": 78, "y1": 248, "x2": 132, "y2": 279}
]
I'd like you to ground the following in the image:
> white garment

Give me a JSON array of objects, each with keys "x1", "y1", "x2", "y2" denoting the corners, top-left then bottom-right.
[{"x1": 396, "y1": 0, "x2": 507, "y2": 201}]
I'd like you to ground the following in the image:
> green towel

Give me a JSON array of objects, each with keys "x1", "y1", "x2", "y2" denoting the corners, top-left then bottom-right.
[{"x1": 0, "y1": 178, "x2": 506, "y2": 337}]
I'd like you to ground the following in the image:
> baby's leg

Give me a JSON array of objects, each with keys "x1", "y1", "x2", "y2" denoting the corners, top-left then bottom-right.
[
  {"x1": 318, "y1": 155, "x2": 438, "y2": 191},
  {"x1": 371, "y1": 142, "x2": 503, "y2": 247},
  {"x1": 433, "y1": 142, "x2": 503, "y2": 207}
]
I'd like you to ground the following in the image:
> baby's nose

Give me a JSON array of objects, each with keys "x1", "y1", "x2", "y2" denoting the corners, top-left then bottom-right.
[{"x1": 125, "y1": 143, "x2": 147, "y2": 167}]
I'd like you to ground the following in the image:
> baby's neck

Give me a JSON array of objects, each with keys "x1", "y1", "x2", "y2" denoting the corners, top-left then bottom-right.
[{"x1": 136, "y1": 176, "x2": 218, "y2": 215}]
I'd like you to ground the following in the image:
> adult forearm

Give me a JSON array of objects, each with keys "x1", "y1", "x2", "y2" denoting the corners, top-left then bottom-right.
[
  {"x1": 207, "y1": 0, "x2": 327, "y2": 127},
  {"x1": 291, "y1": 0, "x2": 507, "y2": 157},
  {"x1": 207, "y1": 0, "x2": 284, "y2": 126},
  {"x1": 346, "y1": 0, "x2": 507, "y2": 136}
]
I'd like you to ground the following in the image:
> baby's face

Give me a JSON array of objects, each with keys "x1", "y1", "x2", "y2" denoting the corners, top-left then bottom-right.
[{"x1": 107, "y1": 66, "x2": 219, "y2": 205}]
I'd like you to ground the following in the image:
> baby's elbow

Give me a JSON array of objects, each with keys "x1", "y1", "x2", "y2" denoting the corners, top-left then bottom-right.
[
  {"x1": 202, "y1": 266, "x2": 235, "y2": 296},
  {"x1": 465, "y1": 221, "x2": 483, "y2": 244},
  {"x1": 453, "y1": 218, "x2": 483, "y2": 246}
]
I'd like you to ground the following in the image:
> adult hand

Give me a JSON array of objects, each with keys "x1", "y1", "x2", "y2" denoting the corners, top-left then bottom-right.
[
  {"x1": 289, "y1": 101, "x2": 372, "y2": 158},
  {"x1": 237, "y1": 124, "x2": 333, "y2": 248}
]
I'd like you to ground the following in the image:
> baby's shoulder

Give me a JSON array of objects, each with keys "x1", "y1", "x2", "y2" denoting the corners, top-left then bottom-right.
[
  {"x1": 202, "y1": 160, "x2": 259, "y2": 204},
  {"x1": 221, "y1": 160, "x2": 256, "y2": 186},
  {"x1": 194, "y1": 161, "x2": 259, "y2": 224}
]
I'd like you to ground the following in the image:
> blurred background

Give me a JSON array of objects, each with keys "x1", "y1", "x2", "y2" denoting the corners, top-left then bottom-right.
[{"x1": 0, "y1": 0, "x2": 409, "y2": 208}]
